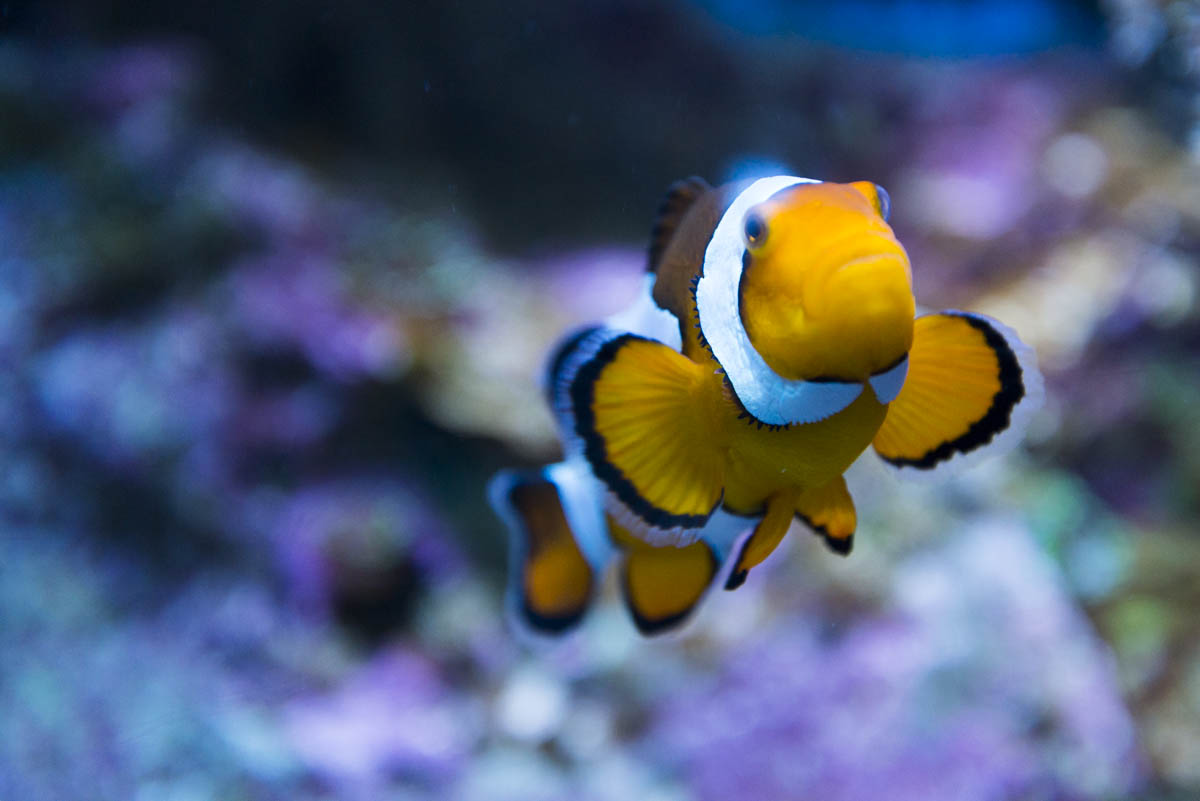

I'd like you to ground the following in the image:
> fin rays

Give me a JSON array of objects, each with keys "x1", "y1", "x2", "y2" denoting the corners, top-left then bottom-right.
[
  {"x1": 564, "y1": 332, "x2": 724, "y2": 544},
  {"x1": 873, "y1": 311, "x2": 1041, "y2": 474},
  {"x1": 491, "y1": 177, "x2": 1044, "y2": 641}
]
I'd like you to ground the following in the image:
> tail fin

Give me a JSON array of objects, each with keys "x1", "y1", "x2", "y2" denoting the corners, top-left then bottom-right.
[{"x1": 487, "y1": 461, "x2": 611, "y2": 637}]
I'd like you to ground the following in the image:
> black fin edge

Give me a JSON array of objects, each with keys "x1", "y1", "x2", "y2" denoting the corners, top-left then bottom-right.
[
  {"x1": 570, "y1": 333, "x2": 715, "y2": 531},
  {"x1": 723, "y1": 527, "x2": 757, "y2": 590},
  {"x1": 722, "y1": 373, "x2": 792, "y2": 432},
  {"x1": 623, "y1": 542, "x2": 719, "y2": 635},
  {"x1": 723, "y1": 567, "x2": 749, "y2": 591},
  {"x1": 796, "y1": 510, "x2": 854, "y2": 557},
  {"x1": 823, "y1": 532, "x2": 854, "y2": 556},
  {"x1": 503, "y1": 471, "x2": 594, "y2": 636},
  {"x1": 520, "y1": 602, "x2": 589, "y2": 635},
  {"x1": 881, "y1": 313, "x2": 1026, "y2": 470},
  {"x1": 545, "y1": 325, "x2": 605, "y2": 408}
]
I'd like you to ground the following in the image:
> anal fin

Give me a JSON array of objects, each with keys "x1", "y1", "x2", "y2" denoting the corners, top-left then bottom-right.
[
  {"x1": 794, "y1": 475, "x2": 857, "y2": 556},
  {"x1": 613, "y1": 517, "x2": 720, "y2": 635},
  {"x1": 724, "y1": 492, "x2": 796, "y2": 590}
]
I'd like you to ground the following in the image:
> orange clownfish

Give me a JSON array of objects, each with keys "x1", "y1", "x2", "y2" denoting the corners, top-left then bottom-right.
[{"x1": 489, "y1": 175, "x2": 1042, "y2": 637}]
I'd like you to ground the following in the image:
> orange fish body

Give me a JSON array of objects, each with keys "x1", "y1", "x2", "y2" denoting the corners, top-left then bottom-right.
[{"x1": 490, "y1": 175, "x2": 1042, "y2": 636}]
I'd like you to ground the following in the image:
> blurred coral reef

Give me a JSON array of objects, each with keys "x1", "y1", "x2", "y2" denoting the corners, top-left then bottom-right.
[{"x1": 2, "y1": 1, "x2": 1200, "y2": 799}]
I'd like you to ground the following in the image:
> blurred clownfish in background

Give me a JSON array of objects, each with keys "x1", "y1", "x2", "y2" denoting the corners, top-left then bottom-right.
[{"x1": 489, "y1": 175, "x2": 1043, "y2": 637}]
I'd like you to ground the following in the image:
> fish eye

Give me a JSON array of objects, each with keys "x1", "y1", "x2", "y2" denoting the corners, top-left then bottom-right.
[
  {"x1": 873, "y1": 184, "x2": 891, "y2": 222},
  {"x1": 743, "y1": 212, "x2": 768, "y2": 248}
]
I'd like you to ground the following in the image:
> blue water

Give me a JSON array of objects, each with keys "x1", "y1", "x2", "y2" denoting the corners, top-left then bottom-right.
[{"x1": 693, "y1": 0, "x2": 1104, "y2": 56}]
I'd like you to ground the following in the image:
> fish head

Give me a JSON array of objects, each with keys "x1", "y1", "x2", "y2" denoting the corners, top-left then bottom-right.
[{"x1": 737, "y1": 181, "x2": 915, "y2": 382}]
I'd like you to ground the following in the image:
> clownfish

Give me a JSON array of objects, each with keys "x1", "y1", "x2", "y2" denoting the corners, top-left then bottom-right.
[{"x1": 489, "y1": 175, "x2": 1042, "y2": 637}]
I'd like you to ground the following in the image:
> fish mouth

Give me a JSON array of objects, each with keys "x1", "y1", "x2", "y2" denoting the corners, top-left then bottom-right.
[
  {"x1": 826, "y1": 247, "x2": 908, "y2": 287},
  {"x1": 806, "y1": 234, "x2": 909, "y2": 317}
]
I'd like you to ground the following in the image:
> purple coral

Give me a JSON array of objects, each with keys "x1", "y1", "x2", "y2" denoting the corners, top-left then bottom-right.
[{"x1": 652, "y1": 521, "x2": 1140, "y2": 801}]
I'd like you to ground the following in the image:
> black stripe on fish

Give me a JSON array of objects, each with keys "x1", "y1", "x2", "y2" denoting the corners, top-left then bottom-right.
[
  {"x1": 722, "y1": 374, "x2": 791, "y2": 432},
  {"x1": 688, "y1": 273, "x2": 715, "y2": 357}
]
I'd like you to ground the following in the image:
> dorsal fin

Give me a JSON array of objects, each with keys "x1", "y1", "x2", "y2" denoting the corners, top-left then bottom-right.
[{"x1": 647, "y1": 176, "x2": 711, "y2": 274}]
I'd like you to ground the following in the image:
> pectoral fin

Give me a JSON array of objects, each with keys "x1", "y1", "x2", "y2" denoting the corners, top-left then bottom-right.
[
  {"x1": 794, "y1": 475, "x2": 857, "y2": 556},
  {"x1": 724, "y1": 493, "x2": 796, "y2": 590},
  {"x1": 873, "y1": 311, "x2": 1042, "y2": 474},
  {"x1": 567, "y1": 333, "x2": 725, "y2": 546}
]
